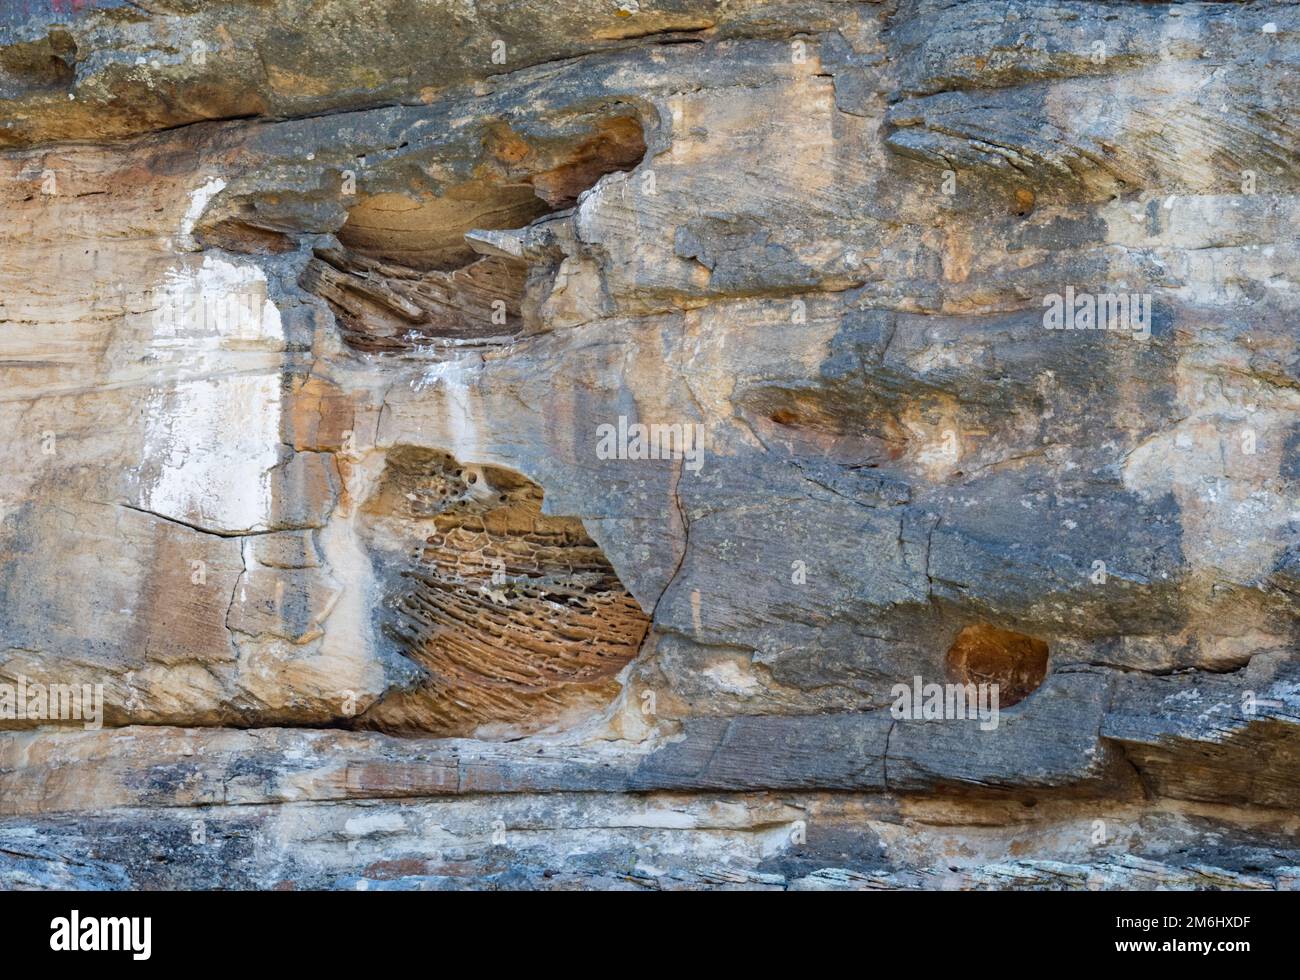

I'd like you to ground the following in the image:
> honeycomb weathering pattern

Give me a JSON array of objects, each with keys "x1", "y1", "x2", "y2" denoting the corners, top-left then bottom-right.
[{"x1": 358, "y1": 449, "x2": 651, "y2": 736}]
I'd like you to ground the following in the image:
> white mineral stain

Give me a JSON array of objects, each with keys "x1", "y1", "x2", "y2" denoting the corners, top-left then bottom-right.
[
  {"x1": 140, "y1": 244, "x2": 286, "y2": 532},
  {"x1": 178, "y1": 177, "x2": 227, "y2": 251},
  {"x1": 343, "y1": 813, "x2": 408, "y2": 837},
  {"x1": 150, "y1": 254, "x2": 283, "y2": 349},
  {"x1": 413, "y1": 356, "x2": 484, "y2": 461},
  {"x1": 143, "y1": 372, "x2": 281, "y2": 533}
]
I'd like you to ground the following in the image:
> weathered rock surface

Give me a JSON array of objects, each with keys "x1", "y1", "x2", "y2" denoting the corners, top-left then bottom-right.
[{"x1": 0, "y1": 0, "x2": 1296, "y2": 889}]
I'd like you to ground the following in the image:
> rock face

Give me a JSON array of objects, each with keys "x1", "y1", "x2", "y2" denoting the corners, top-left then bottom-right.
[{"x1": 0, "y1": 0, "x2": 1297, "y2": 890}]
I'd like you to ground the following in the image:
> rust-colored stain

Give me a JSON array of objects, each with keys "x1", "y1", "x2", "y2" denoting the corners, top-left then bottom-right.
[
  {"x1": 947, "y1": 623, "x2": 1049, "y2": 707},
  {"x1": 528, "y1": 116, "x2": 646, "y2": 208}
]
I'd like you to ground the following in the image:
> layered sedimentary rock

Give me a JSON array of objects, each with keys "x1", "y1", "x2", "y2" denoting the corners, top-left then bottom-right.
[{"x1": 0, "y1": 0, "x2": 1297, "y2": 889}]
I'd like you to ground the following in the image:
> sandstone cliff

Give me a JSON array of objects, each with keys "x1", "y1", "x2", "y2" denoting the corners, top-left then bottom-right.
[{"x1": 0, "y1": 0, "x2": 1297, "y2": 890}]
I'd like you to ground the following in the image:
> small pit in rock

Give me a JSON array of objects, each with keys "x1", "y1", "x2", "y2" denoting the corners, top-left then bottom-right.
[{"x1": 946, "y1": 623, "x2": 1048, "y2": 707}]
